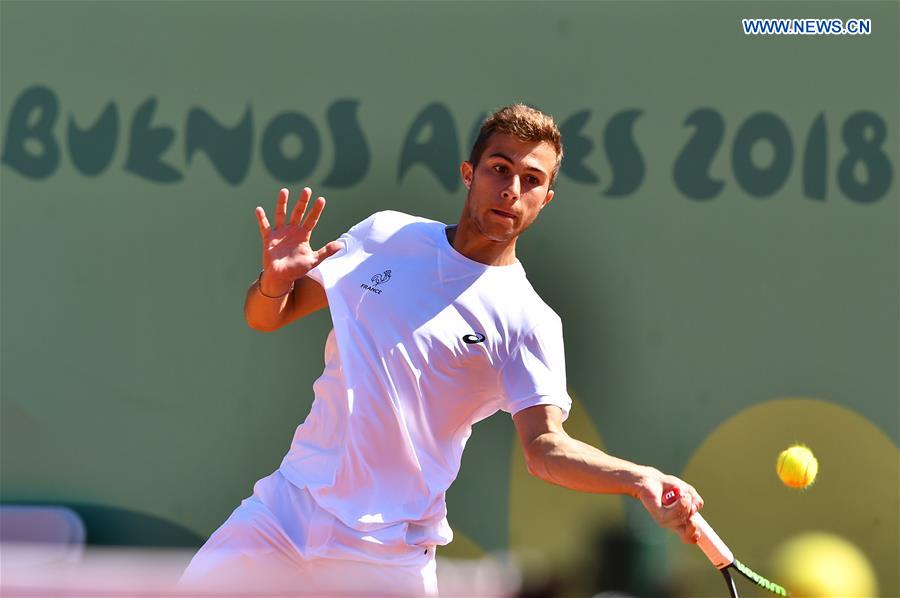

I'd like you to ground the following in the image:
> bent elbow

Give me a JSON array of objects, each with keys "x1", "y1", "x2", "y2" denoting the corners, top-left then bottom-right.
[
  {"x1": 245, "y1": 315, "x2": 280, "y2": 333},
  {"x1": 523, "y1": 435, "x2": 555, "y2": 481},
  {"x1": 524, "y1": 431, "x2": 572, "y2": 484},
  {"x1": 526, "y1": 458, "x2": 546, "y2": 480}
]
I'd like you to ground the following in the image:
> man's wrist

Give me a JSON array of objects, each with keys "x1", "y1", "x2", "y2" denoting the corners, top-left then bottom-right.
[
  {"x1": 257, "y1": 269, "x2": 294, "y2": 298},
  {"x1": 631, "y1": 465, "x2": 662, "y2": 500}
]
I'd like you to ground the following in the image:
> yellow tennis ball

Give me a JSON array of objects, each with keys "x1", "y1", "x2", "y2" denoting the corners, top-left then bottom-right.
[
  {"x1": 770, "y1": 532, "x2": 877, "y2": 597},
  {"x1": 777, "y1": 444, "x2": 819, "y2": 488}
]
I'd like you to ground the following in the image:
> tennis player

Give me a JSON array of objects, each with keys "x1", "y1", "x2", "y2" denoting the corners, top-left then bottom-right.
[{"x1": 180, "y1": 104, "x2": 704, "y2": 595}]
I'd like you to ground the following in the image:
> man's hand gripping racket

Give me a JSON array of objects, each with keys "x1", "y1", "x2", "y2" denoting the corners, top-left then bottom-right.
[{"x1": 663, "y1": 487, "x2": 789, "y2": 597}]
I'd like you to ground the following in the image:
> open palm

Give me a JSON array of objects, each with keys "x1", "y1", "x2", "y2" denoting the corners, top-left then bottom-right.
[{"x1": 255, "y1": 187, "x2": 342, "y2": 286}]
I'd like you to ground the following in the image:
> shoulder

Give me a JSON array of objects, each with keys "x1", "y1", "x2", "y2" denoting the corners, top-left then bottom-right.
[
  {"x1": 347, "y1": 210, "x2": 444, "y2": 249},
  {"x1": 508, "y1": 275, "x2": 563, "y2": 335},
  {"x1": 523, "y1": 299, "x2": 563, "y2": 340},
  {"x1": 365, "y1": 210, "x2": 440, "y2": 227},
  {"x1": 479, "y1": 272, "x2": 563, "y2": 349}
]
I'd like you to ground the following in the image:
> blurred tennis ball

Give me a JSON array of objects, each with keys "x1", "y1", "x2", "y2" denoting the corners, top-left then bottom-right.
[
  {"x1": 776, "y1": 444, "x2": 818, "y2": 488},
  {"x1": 770, "y1": 532, "x2": 877, "y2": 597}
]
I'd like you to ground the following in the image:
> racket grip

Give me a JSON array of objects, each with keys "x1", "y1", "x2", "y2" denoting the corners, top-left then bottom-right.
[
  {"x1": 662, "y1": 487, "x2": 734, "y2": 569},
  {"x1": 690, "y1": 512, "x2": 735, "y2": 569}
]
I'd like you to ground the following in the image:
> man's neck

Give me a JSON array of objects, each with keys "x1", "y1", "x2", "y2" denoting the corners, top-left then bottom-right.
[{"x1": 446, "y1": 222, "x2": 518, "y2": 266}]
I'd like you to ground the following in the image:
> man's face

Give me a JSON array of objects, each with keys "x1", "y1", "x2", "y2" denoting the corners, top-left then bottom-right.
[{"x1": 460, "y1": 133, "x2": 556, "y2": 243}]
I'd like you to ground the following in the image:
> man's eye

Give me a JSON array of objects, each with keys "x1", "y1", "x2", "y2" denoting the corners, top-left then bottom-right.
[
  {"x1": 493, "y1": 165, "x2": 507, "y2": 173},
  {"x1": 527, "y1": 176, "x2": 540, "y2": 185}
]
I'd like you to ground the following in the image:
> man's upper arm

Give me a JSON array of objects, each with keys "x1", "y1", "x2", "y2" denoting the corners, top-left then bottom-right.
[
  {"x1": 279, "y1": 275, "x2": 329, "y2": 327},
  {"x1": 499, "y1": 326, "x2": 573, "y2": 420},
  {"x1": 512, "y1": 404, "x2": 566, "y2": 454}
]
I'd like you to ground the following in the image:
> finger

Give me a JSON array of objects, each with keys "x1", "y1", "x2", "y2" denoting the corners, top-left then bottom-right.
[
  {"x1": 678, "y1": 483, "x2": 703, "y2": 513},
  {"x1": 289, "y1": 187, "x2": 313, "y2": 227},
  {"x1": 314, "y1": 240, "x2": 343, "y2": 263},
  {"x1": 255, "y1": 206, "x2": 271, "y2": 239},
  {"x1": 679, "y1": 495, "x2": 697, "y2": 522},
  {"x1": 688, "y1": 485, "x2": 704, "y2": 510},
  {"x1": 682, "y1": 519, "x2": 701, "y2": 544},
  {"x1": 301, "y1": 197, "x2": 327, "y2": 239},
  {"x1": 680, "y1": 526, "x2": 699, "y2": 545},
  {"x1": 661, "y1": 487, "x2": 692, "y2": 522},
  {"x1": 274, "y1": 188, "x2": 289, "y2": 229},
  {"x1": 663, "y1": 504, "x2": 694, "y2": 530},
  {"x1": 654, "y1": 507, "x2": 683, "y2": 531},
  {"x1": 256, "y1": 207, "x2": 272, "y2": 269}
]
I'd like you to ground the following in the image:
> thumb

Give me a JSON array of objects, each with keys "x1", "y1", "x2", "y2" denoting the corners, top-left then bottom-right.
[{"x1": 314, "y1": 240, "x2": 343, "y2": 263}]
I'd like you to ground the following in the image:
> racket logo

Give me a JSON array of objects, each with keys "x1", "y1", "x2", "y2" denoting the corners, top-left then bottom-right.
[{"x1": 662, "y1": 488, "x2": 680, "y2": 506}]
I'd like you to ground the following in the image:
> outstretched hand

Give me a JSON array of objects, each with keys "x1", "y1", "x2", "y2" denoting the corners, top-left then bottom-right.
[
  {"x1": 255, "y1": 188, "x2": 342, "y2": 292},
  {"x1": 636, "y1": 469, "x2": 704, "y2": 544}
]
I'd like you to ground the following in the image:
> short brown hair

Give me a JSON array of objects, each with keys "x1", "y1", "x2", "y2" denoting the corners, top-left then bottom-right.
[{"x1": 469, "y1": 104, "x2": 564, "y2": 187}]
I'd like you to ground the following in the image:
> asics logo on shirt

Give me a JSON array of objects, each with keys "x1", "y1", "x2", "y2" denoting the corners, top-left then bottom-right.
[
  {"x1": 361, "y1": 269, "x2": 392, "y2": 294},
  {"x1": 462, "y1": 333, "x2": 486, "y2": 344}
]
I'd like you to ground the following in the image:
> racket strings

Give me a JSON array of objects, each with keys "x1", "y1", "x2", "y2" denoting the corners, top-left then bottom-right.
[{"x1": 733, "y1": 559, "x2": 788, "y2": 596}]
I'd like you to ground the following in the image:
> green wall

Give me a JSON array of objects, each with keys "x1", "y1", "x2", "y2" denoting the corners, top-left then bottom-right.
[{"x1": 2, "y1": 1, "x2": 897, "y2": 595}]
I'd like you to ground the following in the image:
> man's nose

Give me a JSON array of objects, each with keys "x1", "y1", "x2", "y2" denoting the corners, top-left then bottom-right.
[{"x1": 501, "y1": 175, "x2": 521, "y2": 201}]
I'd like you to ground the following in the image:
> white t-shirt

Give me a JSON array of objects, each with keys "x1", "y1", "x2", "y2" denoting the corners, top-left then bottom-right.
[{"x1": 279, "y1": 210, "x2": 572, "y2": 547}]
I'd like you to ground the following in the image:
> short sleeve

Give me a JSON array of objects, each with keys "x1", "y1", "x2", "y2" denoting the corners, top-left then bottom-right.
[
  {"x1": 306, "y1": 213, "x2": 378, "y2": 289},
  {"x1": 499, "y1": 316, "x2": 572, "y2": 419}
]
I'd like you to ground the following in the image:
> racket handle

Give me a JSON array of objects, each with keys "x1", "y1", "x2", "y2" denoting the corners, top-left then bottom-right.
[
  {"x1": 690, "y1": 512, "x2": 735, "y2": 569},
  {"x1": 662, "y1": 488, "x2": 735, "y2": 569}
]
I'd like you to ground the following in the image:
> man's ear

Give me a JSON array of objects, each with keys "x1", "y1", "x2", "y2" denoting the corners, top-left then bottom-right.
[
  {"x1": 460, "y1": 161, "x2": 474, "y2": 189},
  {"x1": 541, "y1": 189, "x2": 555, "y2": 209}
]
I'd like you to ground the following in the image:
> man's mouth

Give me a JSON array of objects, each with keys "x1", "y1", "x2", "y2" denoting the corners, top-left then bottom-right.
[{"x1": 490, "y1": 209, "x2": 516, "y2": 220}]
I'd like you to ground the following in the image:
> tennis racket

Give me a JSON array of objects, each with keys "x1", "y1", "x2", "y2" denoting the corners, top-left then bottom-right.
[{"x1": 663, "y1": 487, "x2": 789, "y2": 597}]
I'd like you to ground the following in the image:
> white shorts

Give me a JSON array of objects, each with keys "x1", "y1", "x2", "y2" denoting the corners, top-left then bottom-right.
[{"x1": 179, "y1": 470, "x2": 438, "y2": 596}]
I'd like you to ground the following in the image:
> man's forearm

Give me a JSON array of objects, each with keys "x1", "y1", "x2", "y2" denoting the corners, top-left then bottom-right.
[
  {"x1": 245, "y1": 270, "x2": 328, "y2": 332},
  {"x1": 524, "y1": 431, "x2": 654, "y2": 498},
  {"x1": 514, "y1": 406, "x2": 704, "y2": 543},
  {"x1": 244, "y1": 270, "x2": 295, "y2": 332}
]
